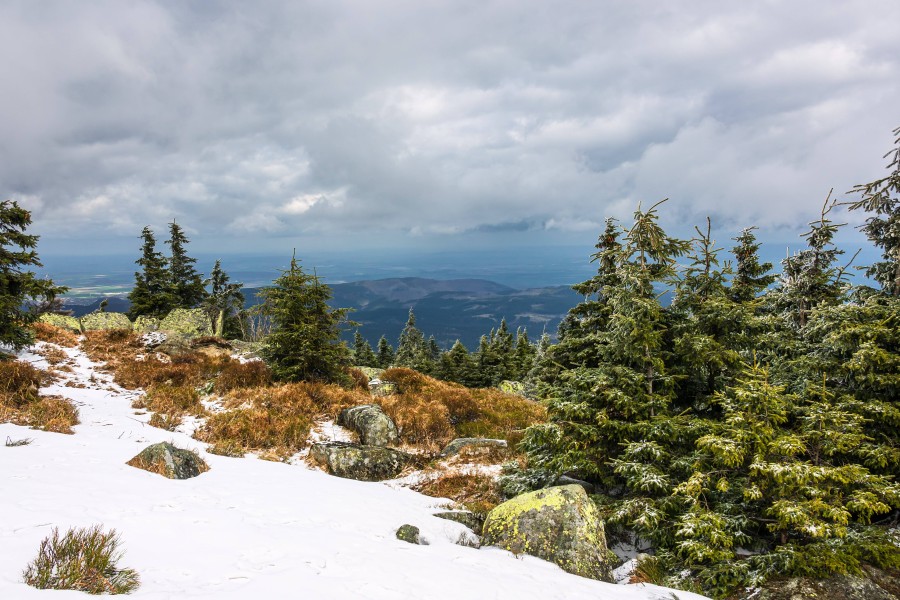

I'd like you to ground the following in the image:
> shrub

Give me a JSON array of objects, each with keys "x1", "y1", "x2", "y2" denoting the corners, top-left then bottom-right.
[
  {"x1": 213, "y1": 360, "x2": 272, "y2": 393},
  {"x1": 459, "y1": 389, "x2": 546, "y2": 446},
  {"x1": 22, "y1": 525, "x2": 140, "y2": 594},
  {"x1": 378, "y1": 393, "x2": 453, "y2": 449},
  {"x1": 346, "y1": 367, "x2": 371, "y2": 391},
  {"x1": 31, "y1": 322, "x2": 78, "y2": 347}
]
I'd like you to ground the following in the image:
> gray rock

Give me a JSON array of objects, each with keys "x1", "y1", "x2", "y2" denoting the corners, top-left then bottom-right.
[
  {"x1": 482, "y1": 484, "x2": 612, "y2": 582},
  {"x1": 368, "y1": 379, "x2": 397, "y2": 397},
  {"x1": 38, "y1": 313, "x2": 82, "y2": 333},
  {"x1": 434, "y1": 511, "x2": 485, "y2": 535},
  {"x1": 338, "y1": 404, "x2": 400, "y2": 447},
  {"x1": 554, "y1": 475, "x2": 596, "y2": 494},
  {"x1": 440, "y1": 437, "x2": 507, "y2": 458},
  {"x1": 126, "y1": 442, "x2": 209, "y2": 479},
  {"x1": 80, "y1": 312, "x2": 132, "y2": 332},
  {"x1": 308, "y1": 441, "x2": 412, "y2": 481},
  {"x1": 733, "y1": 565, "x2": 900, "y2": 600},
  {"x1": 132, "y1": 315, "x2": 160, "y2": 333},
  {"x1": 159, "y1": 308, "x2": 213, "y2": 337},
  {"x1": 396, "y1": 524, "x2": 422, "y2": 544}
]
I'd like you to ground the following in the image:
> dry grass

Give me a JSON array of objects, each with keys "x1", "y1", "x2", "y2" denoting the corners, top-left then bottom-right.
[
  {"x1": 147, "y1": 412, "x2": 182, "y2": 431},
  {"x1": 414, "y1": 472, "x2": 502, "y2": 514},
  {"x1": 36, "y1": 345, "x2": 69, "y2": 366},
  {"x1": 377, "y1": 368, "x2": 546, "y2": 450},
  {"x1": 213, "y1": 360, "x2": 271, "y2": 393},
  {"x1": 31, "y1": 322, "x2": 79, "y2": 347},
  {"x1": 0, "y1": 360, "x2": 77, "y2": 434},
  {"x1": 346, "y1": 367, "x2": 371, "y2": 391},
  {"x1": 22, "y1": 396, "x2": 80, "y2": 434},
  {"x1": 133, "y1": 384, "x2": 204, "y2": 431},
  {"x1": 195, "y1": 382, "x2": 369, "y2": 457},
  {"x1": 0, "y1": 360, "x2": 46, "y2": 407}
]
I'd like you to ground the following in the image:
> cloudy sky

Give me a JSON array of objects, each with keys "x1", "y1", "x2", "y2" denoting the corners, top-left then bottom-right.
[{"x1": 2, "y1": 0, "x2": 898, "y2": 258}]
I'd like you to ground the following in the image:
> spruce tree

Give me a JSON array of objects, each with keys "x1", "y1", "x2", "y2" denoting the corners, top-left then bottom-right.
[
  {"x1": 730, "y1": 227, "x2": 776, "y2": 303},
  {"x1": 512, "y1": 328, "x2": 536, "y2": 380},
  {"x1": 0, "y1": 200, "x2": 67, "y2": 352},
  {"x1": 436, "y1": 339, "x2": 477, "y2": 386},
  {"x1": 128, "y1": 226, "x2": 174, "y2": 319},
  {"x1": 259, "y1": 254, "x2": 351, "y2": 383},
  {"x1": 351, "y1": 331, "x2": 378, "y2": 367},
  {"x1": 202, "y1": 259, "x2": 244, "y2": 338},
  {"x1": 166, "y1": 221, "x2": 206, "y2": 309},
  {"x1": 376, "y1": 335, "x2": 395, "y2": 368},
  {"x1": 395, "y1": 308, "x2": 429, "y2": 371}
]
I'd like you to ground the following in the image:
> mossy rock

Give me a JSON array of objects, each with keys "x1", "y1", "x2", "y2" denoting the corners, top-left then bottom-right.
[
  {"x1": 482, "y1": 484, "x2": 612, "y2": 582},
  {"x1": 133, "y1": 315, "x2": 160, "y2": 333},
  {"x1": 730, "y1": 566, "x2": 900, "y2": 600},
  {"x1": 159, "y1": 308, "x2": 213, "y2": 338},
  {"x1": 434, "y1": 510, "x2": 485, "y2": 535},
  {"x1": 308, "y1": 441, "x2": 412, "y2": 481},
  {"x1": 440, "y1": 437, "x2": 507, "y2": 458},
  {"x1": 39, "y1": 313, "x2": 81, "y2": 333},
  {"x1": 369, "y1": 379, "x2": 397, "y2": 397},
  {"x1": 338, "y1": 404, "x2": 399, "y2": 447},
  {"x1": 80, "y1": 312, "x2": 132, "y2": 332},
  {"x1": 126, "y1": 442, "x2": 209, "y2": 479},
  {"x1": 396, "y1": 524, "x2": 422, "y2": 544}
]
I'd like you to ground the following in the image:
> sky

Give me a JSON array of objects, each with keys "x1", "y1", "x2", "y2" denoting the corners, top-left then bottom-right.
[{"x1": 2, "y1": 0, "x2": 899, "y2": 262}]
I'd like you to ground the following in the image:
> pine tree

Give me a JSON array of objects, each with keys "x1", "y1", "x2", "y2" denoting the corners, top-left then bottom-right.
[
  {"x1": 512, "y1": 328, "x2": 536, "y2": 380},
  {"x1": 376, "y1": 335, "x2": 395, "y2": 368},
  {"x1": 436, "y1": 339, "x2": 477, "y2": 386},
  {"x1": 259, "y1": 254, "x2": 351, "y2": 383},
  {"x1": 166, "y1": 221, "x2": 206, "y2": 309},
  {"x1": 128, "y1": 226, "x2": 174, "y2": 319},
  {"x1": 0, "y1": 200, "x2": 67, "y2": 352},
  {"x1": 203, "y1": 260, "x2": 244, "y2": 338},
  {"x1": 846, "y1": 125, "x2": 900, "y2": 296},
  {"x1": 730, "y1": 226, "x2": 776, "y2": 303},
  {"x1": 352, "y1": 331, "x2": 378, "y2": 367},
  {"x1": 395, "y1": 308, "x2": 429, "y2": 371}
]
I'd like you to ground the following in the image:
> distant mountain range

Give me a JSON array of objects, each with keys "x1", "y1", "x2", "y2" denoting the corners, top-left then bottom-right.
[{"x1": 65, "y1": 277, "x2": 582, "y2": 349}]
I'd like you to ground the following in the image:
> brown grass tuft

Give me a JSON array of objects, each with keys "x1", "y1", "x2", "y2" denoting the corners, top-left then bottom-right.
[
  {"x1": 31, "y1": 322, "x2": 79, "y2": 347},
  {"x1": 18, "y1": 396, "x2": 80, "y2": 434},
  {"x1": 346, "y1": 367, "x2": 371, "y2": 391},
  {"x1": 36, "y1": 345, "x2": 69, "y2": 366},
  {"x1": 414, "y1": 472, "x2": 502, "y2": 514},
  {"x1": 213, "y1": 360, "x2": 272, "y2": 393},
  {"x1": 0, "y1": 360, "x2": 46, "y2": 408}
]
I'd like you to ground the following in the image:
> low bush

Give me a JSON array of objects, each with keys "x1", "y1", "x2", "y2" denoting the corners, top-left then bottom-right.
[
  {"x1": 22, "y1": 525, "x2": 139, "y2": 594},
  {"x1": 31, "y1": 322, "x2": 79, "y2": 347},
  {"x1": 346, "y1": 367, "x2": 371, "y2": 391}
]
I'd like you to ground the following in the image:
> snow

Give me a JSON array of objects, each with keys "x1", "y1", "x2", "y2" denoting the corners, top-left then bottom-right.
[{"x1": 1, "y1": 341, "x2": 710, "y2": 599}]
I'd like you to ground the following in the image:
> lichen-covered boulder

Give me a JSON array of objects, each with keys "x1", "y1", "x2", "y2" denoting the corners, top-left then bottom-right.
[
  {"x1": 482, "y1": 484, "x2": 612, "y2": 582},
  {"x1": 308, "y1": 441, "x2": 412, "y2": 481},
  {"x1": 356, "y1": 366, "x2": 384, "y2": 380},
  {"x1": 39, "y1": 313, "x2": 82, "y2": 333},
  {"x1": 434, "y1": 510, "x2": 485, "y2": 535},
  {"x1": 731, "y1": 565, "x2": 900, "y2": 600},
  {"x1": 133, "y1": 315, "x2": 160, "y2": 333},
  {"x1": 396, "y1": 524, "x2": 422, "y2": 544},
  {"x1": 159, "y1": 308, "x2": 212, "y2": 337},
  {"x1": 368, "y1": 379, "x2": 396, "y2": 397},
  {"x1": 80, "y1": 312, "x2": 132, "y2": 332},
  {"x1": 440, "y1": 437, "x2": 507, "y2": 458},
  {"x1": 126, "y1": 442, "x2": 209, "y2": 479},
  {"x1": 338, "y1": 404, "x2": 400, "y2": 447}
]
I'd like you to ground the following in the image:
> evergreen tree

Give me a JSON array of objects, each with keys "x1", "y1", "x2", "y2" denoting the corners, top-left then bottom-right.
[
  {"x1": 128, "y1": 226, "x2": 174, "y2": 319},
  {"x1": 351, "y1": 331, "x2": 378, "y2": 367},
  {"x1": 259, "y1": 254, "x2": 351, "y2": 383},
  {"x1": 0, "y1": 200, "x2": 67, "y2": 352},
  {"x1": 395, "y1": 308, "x2": 429, "y2": 371},
  {"x1": 166, "y1": 221, "x2": 206, "y2": 309},
  {"x1": 376, "y1": 335, "x2": 395, "y2": 368},
  {"x1": 512, "y1": 328, "x2": 536, "y2": 380},
  {"x1": 730, "y1": 227, "x2": 776, "y2": 303},
  {"x1": 846, "y1": 125, "x2": 900, "y2": 296},
  {"x1": 436, "y1": 339, "x2": 477, "y2": 386},
  {"x1": 202, "y1": 259, "x2": 245, "y2": 338}
]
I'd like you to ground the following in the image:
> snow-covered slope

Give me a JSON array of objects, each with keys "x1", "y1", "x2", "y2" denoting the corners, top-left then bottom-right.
[{"x1": 1, "y1": 341, "x2": 709, "y2": 599}]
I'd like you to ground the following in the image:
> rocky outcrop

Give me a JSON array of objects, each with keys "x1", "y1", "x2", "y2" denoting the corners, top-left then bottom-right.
[
  {"x1": 395, "y1": 524, "x2": 422, "y2": 544},
  {"x1": 482, "y1": 484, "x2": 612, "y2": 582},
  {"x1": 126, "y1": 442, "x2": 209, "y2": 479},
  {"x1": 368, "y1": 379, "x2": 396, "y2": 397},
  {"x1": 308, "y1": 441, "x2": 412, "y2": 481},
  {"x1": 338, "y1": 404, "x2": 400, "y2": 447},
  {"x1": 440, "y1": 437, "x2": 507, "y2": 458},
  {"x1": 159, "y1": 308, "x2": 212, "y2": 337},
  {"x1": 434, "y1": 510, "x2": 485, "y2": 535},
  {"x1": 38, "y1": 313, "x2": 82, "y2": 333},
  {"x1": 79, "y1": 312, "x2": 132, "y2": 332},
  {"x1": 132, "y1": 315, "x2": 160, "y2": 333},
  {"x1": 731, "y1": 566, "x2": 900, "y2": 600}
]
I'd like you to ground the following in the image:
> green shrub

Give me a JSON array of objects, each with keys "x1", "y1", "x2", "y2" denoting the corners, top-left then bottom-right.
[{"x1": 22, "y1": 525, "x2": 140, "y2": 594}]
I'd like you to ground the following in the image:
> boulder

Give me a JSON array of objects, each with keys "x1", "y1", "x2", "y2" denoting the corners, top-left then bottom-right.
[
  {"x1": 434, "y1": 510, "x2": 485, "y2": 535},
  {"x1": 338, "y1": 404, "x2": 400, "y2": 447},
  {"x1": 554, "y1": 475, "x2": 597, "y2": 494},
  {"x1": 731, "y1": 566, "x2": 900, "y2": 600},
  {"x1": 440, "y1": 437, "x2": 507, "y2": 458},
  {"x1": 132, "y1": 315, "x2": 160, "y2": 333},
  {"x1": 482, "y1": 484, "x2": 612, "y2": 582},
  {"x1": 356, "y1": 366, "x2": 384, "y2": 380},
  {"x1": 159, "y1": 308, "x2": 213, "y2": 337},
  {"x1": 126, "y1": 442, "x2": 209, "y2": 479},
  {"x1": 38, "y1": 313, "x2": 81, "y2": 333},
  {"x1": 308, "y1": 441, "x2": 412, "y2": 481},
  {"x1": 140, "y1": 331, "x2": 167, "y2": 349},
  {"x1": 79, "y1": 312, "x2": 132, "y2": 332},
  {"x1": 368, "y1": 379, "x2": 397, "y2": 397},
  {"x1": 395, "y1": 524, "x2": 422, "y2": 545}
]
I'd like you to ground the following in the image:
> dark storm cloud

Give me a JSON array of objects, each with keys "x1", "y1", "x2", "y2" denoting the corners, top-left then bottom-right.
[{"x1": 1, "y1": 0, "x2": 898, "y2": 250}]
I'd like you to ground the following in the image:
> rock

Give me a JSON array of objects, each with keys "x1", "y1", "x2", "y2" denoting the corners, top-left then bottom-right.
[
  {"x1": 368, "y1": 379, "x2": 397, "y2": 397},
  {"x1": 732, "y1": 566, "x2": 900, "y2": 600},
  {"x1": 396, "y1": 524, "x2": 422, "y2": 544},
  {"x1": 434, "y1": 510, "x2": 485, "y2": 535},
  {"x1": 356, "y1": 366, "x2": 384, "y2": 380},
  {"x1": 38, "y1": 313, "x2": 82, "y2": 333},
  {"x1": 126, "y1": 442, "x2": 210, "y2": 479},
  {"x1": 553, "y1": 475, "x2": 596, "y2": 494},
  {"x1": 155, "y1": 337, "x2": 192, "y2": 357},
  {"x1": 338, "y1": 404, "x2": 400, "y2": 447},
  {"x1": 308, "y1": 441, "x2": 413, "y2": 481},
  {"x1": 140, "y1": 331, "x2": 167, "y2": 349},
  {"x1": 440, "y1": 437, "x2": 507, "y2": 458},
  {"x1": 482, "y1": 484, "x2": 612, "y2": 582},
  {"x1": 132, "y1": 315, "x2": 160, "y2": 333},
  {"x1": 159, "y1": 308, "x2": 213, "y2": 337},
  {"x1": 79, "y1": 312, "x2": 132, "y2": 332}
]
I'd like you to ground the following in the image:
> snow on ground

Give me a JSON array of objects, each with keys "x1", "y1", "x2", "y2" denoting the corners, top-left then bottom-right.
[{"x1": 1, "y1": 341, "x2": 710, "y2": 599}]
